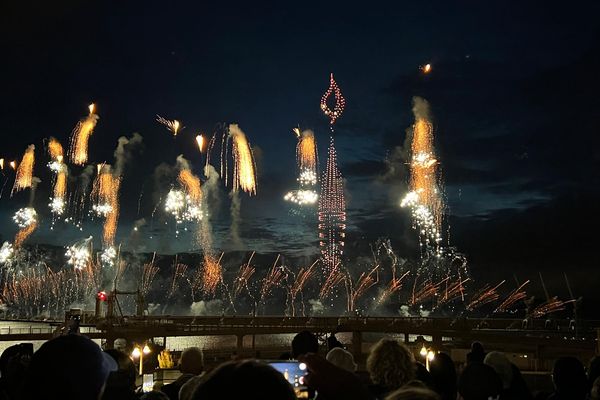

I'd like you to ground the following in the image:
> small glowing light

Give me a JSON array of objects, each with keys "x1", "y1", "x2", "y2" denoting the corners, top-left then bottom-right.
[
  {"x1": 299, "y1": 362, "x2": 307, "y2": 371},
  {"x1": 196, "y1": 134, "x2": 204, "y2": 152},
  {"x1": 131, "y1": 348, "x2": 141, "y2": 358},
  {"x1": 0, "y1": 158, "x2": 4, "y2": 170},
  {"x1": 420, "y1": 346, "x2": 428, "y2": 357},
  {"x1": 143, "y1": 345, "x2": 151, "y2": 354},
  {"x1": 422, "y1": 64, "x2": 432, "y2": 73},
  {"x1": 88, "y1": 103, "x2": 96, "y2": 114},
  {"x1": 427, "y1": 351, "x2": 435, "y2": 361},
  {"x1": 9, "y1": 161, "x2": 16, "y2": 170}
]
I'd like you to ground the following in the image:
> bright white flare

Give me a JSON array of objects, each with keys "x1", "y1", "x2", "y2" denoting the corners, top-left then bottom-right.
[
  {"x1": 100, "y1": 246, "x2": 117, "y2": 267},
  {"x1": 49, "y1": 198, "x2": 66, "y2": 215},
  {"x1": 13, "y1": 207, "x2": 37, "y2": 228},
  {"x1": 400, "y1": 190, "x2": 442, "y2": 245},
  {"x1": 65, "y1": 238, "x2": 92, "y2": 270},
  {"x1": 0, "y1": 242, "x2": 14, "y2": 264},
  {"x1": 165, "y1": 189, "x2": 203, "y2": 224},
  {"x1": 284, "y1": 189, "x2": 319, "y2": 205}
]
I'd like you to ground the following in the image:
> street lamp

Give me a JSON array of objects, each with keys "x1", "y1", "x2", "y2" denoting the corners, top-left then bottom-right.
[{"x1": 131, "y1": 344, "x2": 152, "y2": 375}]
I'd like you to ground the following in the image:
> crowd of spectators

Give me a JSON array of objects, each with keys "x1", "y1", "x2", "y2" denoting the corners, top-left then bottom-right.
[{"x1": 0, "y1": 331, "x2": 597, "y2": 400}]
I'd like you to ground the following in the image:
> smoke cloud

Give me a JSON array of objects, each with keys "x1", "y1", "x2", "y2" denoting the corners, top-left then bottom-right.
[{"x1": 114, "y1": 132, "x2": 143, "y2": 177}]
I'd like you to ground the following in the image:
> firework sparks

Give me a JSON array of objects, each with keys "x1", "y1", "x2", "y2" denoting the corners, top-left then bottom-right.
[
  {"x1": 156, "y1": 115, "x2": 183, "y2": 136},
  {"x1": 260, "y1": 255, "x2": 286, "y2": 303},
  {"x1": 296, "y1": 129, "x2": 318, "y2": 178},
  {"x1": 233, "y1": 252, "x2": 256, "y2": 299},
  {"x1": 287, "y1": 260, "x2": 318, "y2": 316},
  {"x1": 531, "y1": 296, "x2": 574, "y2": 318},
  {"x1": 13, "y1": 209, "x2": 38, "y2": 248},
  {"x1": 69, "y1": 104, "x2": 99, "y2": 165},
  {"x1": 100, "y1": 246, "x2": 117, "y2": 267},
  {"x1": 0, "y1": 242, "x2": 14, "y2": 264},
  {"x1": 346, "y1": 266, "x2": 378, "y2": 312},
  {"x1": 141, "y1": 253, "x2": 159, "y2": 296},
  {"x1": 466, "y1": 281, "x2": 505, "y2": 311},
  {"x1": 91, "y1": 165, "x2": 121, "y2": 246},
  {"x1": 284, "y1": 189, "x2": 318, "y2": 205},
  {"x1": 401, "y1": 101, "x2": 445, "y2": 253},
  {"x1": 228, "y1": 124, "x2": 257, "y2": 195},
  {"x1": 167, "y1": 262, "x2": 189, "y2": 299},
  {"x1": 421, "y1": 63, "x2": 432, "y2": 74},
  {"x1": 0, "y1": 159, "x2": 4, "y2": 170},
  {"x1": 376, "y1": 270, "x2": 410, "y2": 307},
  {"x1": 12, "y1": 145, "x2": 35, "y2": 195},
  {"x1": 48, "y1": 140, "x2": 68, "y2": 217},
  {"x1": 319, "y1": 267, "x2": 345, "y2": 301},
  {"x1": 320, "y1": 73, "x2": 346, "y2": 126},
  {"x1": 201, "y1": 252, "x2": 224, "y2": 297},
  {"x1": 495, "y1": 280, "x2": 530, "y2": 313},
  {"x1": 65, "y1": 237, "x2": 92, "y2": 270}
]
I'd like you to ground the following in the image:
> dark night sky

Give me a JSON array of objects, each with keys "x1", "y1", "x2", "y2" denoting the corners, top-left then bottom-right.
[{"x1": 1, "y1": 2, "x2": 599, "y2": 298}]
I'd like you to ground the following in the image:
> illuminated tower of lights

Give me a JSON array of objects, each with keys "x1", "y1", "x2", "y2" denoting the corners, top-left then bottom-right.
[{"x1": 318, "y1": 137, "x2": 346, "y2": 272}]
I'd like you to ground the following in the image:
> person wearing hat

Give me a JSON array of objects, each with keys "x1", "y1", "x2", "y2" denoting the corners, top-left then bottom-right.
[{"x1": 21, "y1": 335, "x2": 118, "y2": 400}]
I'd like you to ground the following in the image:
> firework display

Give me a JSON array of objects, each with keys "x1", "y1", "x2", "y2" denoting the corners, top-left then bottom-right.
[
  {"x1": 0, "y1": 82, "x2": 577, "y2": 324},
  {"x1": 69, "y1": 104, "x2": 98, "y2": 165}
]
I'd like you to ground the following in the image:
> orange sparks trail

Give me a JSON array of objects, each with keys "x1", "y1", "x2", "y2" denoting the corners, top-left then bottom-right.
[
  {"x1": 14, "y1": 222, "x2": 37, "y2": 247},
  {"x1": 48, "y1": 137, "x2": 64, "y2": 160},
  {"x1": 69, "y1": 104, "x2": 98, "y2": 165},
  {"x1": 260, "y1": 255, "x2": 285, "y2": 302},
  {"x1": 12, "y1": 145, "x2": 35, "y2": 195},
  {"x1": 495, "y1": 280, "x2": 530, "y2": 313},
  {"x1": 233, "y1": 252, "x2": 256, "y2": 298},
  {"x1": 410, "y1": 118, "x2": 443, "y2": 231},
  {"x1": 346, "y1": 266, "x2": 378, "y2": 312},
  {"x1": 229, "y1": 124, "x2": 257, "y2": 195},
  {"x1": 202, "y1": 252, "x2": 224, "y2": 297},
  {"x1": 156, "y1": 115, "x2": 183, "y2": 136},
  {"x1": 376, "y1": 270, "x2": 410, "y2": 306},
  {"x1": 54, "y1": 170, "x2": 67, "y2": 199},
  {"x1": 178, "y1": 169, "x2": 202, "y2": 203},
  {"x1": 319, "y1": 267, "x2": 345, "y2": 301},
  {"x1": 295, "y1": 129, "x2": 318, "y2": 175},
  {"x1": 92, "y1": 165, "x2": 121, "y2": 245}
]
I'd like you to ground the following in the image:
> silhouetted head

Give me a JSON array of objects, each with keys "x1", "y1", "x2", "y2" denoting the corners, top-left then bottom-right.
[
  {"x1": 484, "y1": 351, "x2": 513, "y2": 389},
  {"x1": 458, "y1": 362, "x2": 502, "y2": 400},
  {"x1": 326, "y1": 347, "x2": 357, "y2": 372},
  {"x1": 466, "y1": 341, "x2": 485, "y2": 364},
  {"x1": 180, "y1": 347, "x2": 204, "y2": 375},
  {"x1": 102, "y1": 349, "x2": 137, "y2": 399},
  {"x1": 589, "y1": 356, "x2": 600, "y2": 387},
  {"x1": 22, "y1": 335, "x2": 117, "y2": 400},
  {"x1": 291, "y1": 330, "x2": 318, "y2": 358},
  {"x1": 367, "y1": 338, "x2": 415, "y2": 392},
  {"x1": 385, "y1": 386, "x2": 440, "y2": 400},
  {"x1": 428, "y1": 352, "x2": 457, "y2": 400},
  {"x1": 552, "y1": 357, "x2": 587, "y2": 398},
  {"x1": 191, "y1": 360, "x2": 295, "y2": 400}
]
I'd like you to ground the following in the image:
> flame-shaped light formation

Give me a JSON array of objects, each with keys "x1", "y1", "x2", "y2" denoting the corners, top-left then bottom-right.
[
  {"x1": 228, "y1": 124, "x2": 257, "y2": 195},
  {"x1": 156, "y1": 115, "x2": 183, "y2": 136},
  {"x1": 285, "y1": 128, "x2": 319, "y2": 205},
  {"x1": 69, "y1": 104, "x2": 98, "y2": 165},
  {"x1": 318, "y1": 137, "x2": 346, "y2": 273},
  {"x1": 320, "y1": 73, "x2": 346, "y2": 126},
  {"x1": 12, "y1": 145, "x2": 35, "y2": 196},
  {"x1": 0, "y1": 159, "x2": 4, "y2": 170},
  {"x1": 48, "y1": 138, "x2": 67, "y2": 217},
  {"x1": 13, "y1": 207, "x2": 38, "y2": 247},
  {"x1": 400, "y1": 117, "x2": 444, "y2": 251}
]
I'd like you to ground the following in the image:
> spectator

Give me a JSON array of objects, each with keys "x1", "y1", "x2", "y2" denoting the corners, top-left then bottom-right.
[
  {"x1": 21, "y1": 335, "x2": 117, "y2": 400},
  {"x1": 484, "y1": 351, "x2": 532, "y2": 400},
  {"x1": 140, "y1": 392, "x2": 170, "y2": 400},
  {"x1": 428, "y1": 352, "x2": 457, "y2": 400},
  {"x1": 191, "y1": 360, "x2": 296, "y2": 400},
  {"x1": 161, "y1": 347, "x2": 204, "y2": 400},
  {"x1": 414, "y1": 362, "x2": 434, "y2": 388},
  {"x1": 548, "y1": 356, "x2": 588, "y2": 400},
  {"x1": 292, "y1": 330, "x2": 319, "y2": 358},
  {"x1": 385, "y1": 386, "x2": 440, "y2": 400},
  {"x1": 0, "y1": 343, "x2": 31, "y2": 400},
  {"x1": 458, "y1": 362, "x2": 502, "y2": 400},
  {"x1": 591, "y1": 376, "x2": 600, "y2": 400},
  {"x1": 102, "y1": 349, "x2": 137, "y2": 400},
  {"x1": 328, "y1": 333, "x2": 344, "y2": 351},
  {"x1": 367, "y1": 338, "x2": 415, "y2": 398},
  {"x1": 466, "y1": 341, "x2": 485, "y2": 364},
  {"x1": 179, "y1": 375, "x2": 204, "y2": 400},
  {"x1": 326, "y1": 347, "x2": 357, "y2": 372},
  {"x1": 589, "y1": 356, "x2": 600, "y2": 390}
]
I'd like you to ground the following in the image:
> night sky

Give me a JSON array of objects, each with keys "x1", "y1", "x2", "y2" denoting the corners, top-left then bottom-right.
[{"x1": 1, "y1": 2, "x2": 599, "y2": 299}]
